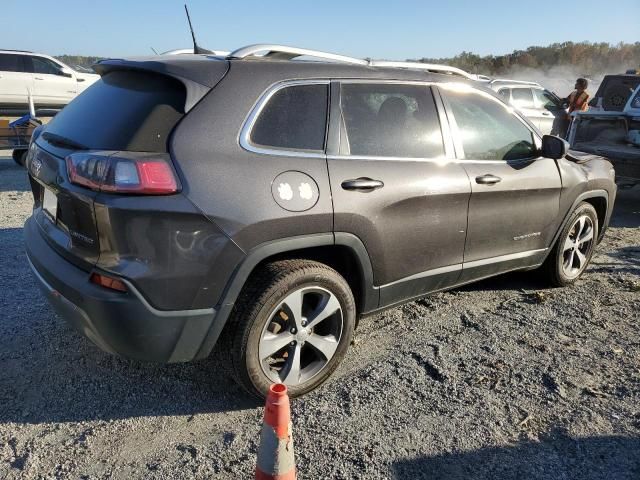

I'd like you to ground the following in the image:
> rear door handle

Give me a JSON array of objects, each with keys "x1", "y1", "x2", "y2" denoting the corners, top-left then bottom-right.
[
  {"x1": 475, "y1": 174, "x2": 502, "y2": 185},
  {"x1": 341, "y1": 177, "x2": 384, "y2": 191},
  {"x1": 34, "y1": 77, "x2": 44, "y2": 80}
]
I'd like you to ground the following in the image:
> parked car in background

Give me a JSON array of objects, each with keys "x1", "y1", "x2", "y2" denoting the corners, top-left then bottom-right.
[
  {"x1": 488, "y1": 79, "x2": 565, "y2": 134},
  {"x1": 0, "y1": 50, "x2": 99, "y2": 113},
  {"x1": 24, "y1": 45, "x2": 616, "y2": 398}
]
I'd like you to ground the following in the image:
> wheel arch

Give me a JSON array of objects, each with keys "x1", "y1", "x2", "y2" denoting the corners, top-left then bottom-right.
[
  {"x1": 194, "y1": 232, "x2": 378, "y2": 359},
  {"x1": 549, "y1": 190, "x2": 609, "y2": 253}
]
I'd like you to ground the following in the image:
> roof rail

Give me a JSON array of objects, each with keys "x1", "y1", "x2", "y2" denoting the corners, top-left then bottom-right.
[
  {"x1": 369, "y1": 61, "x2": 474, "y2": 79},
  {"x1": 227, "y1": 44, "x2": 476, "y2": 79},
  {"x1": 490, "y1": 78, "x2": 541, "y2": 86},
  {"x1": 227, "y1": 44, "x2": 368, "y2": 66}
]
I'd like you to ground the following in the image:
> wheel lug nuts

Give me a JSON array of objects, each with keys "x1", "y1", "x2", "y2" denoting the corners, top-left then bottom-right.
[
  {"x1": 290, "y1": 341, "x2": 296, "y2": 346},
  {"x1": 290, "y1": 328, "x2": 297, "y2": 334}
]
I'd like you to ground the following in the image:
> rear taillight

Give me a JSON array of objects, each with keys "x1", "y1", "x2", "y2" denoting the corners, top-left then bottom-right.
[
  {"x1": 66, "y1": 152, "x2": 179, "y2": 194},
  {"x1": 90, "y1": 272, "x2": 127, "y2": 292}
]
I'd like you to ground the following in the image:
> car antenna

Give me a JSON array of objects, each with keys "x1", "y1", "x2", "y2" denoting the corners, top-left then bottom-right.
[
  {"x1": 184, "y1": 4, "x2": 212, "y2": 54},
  {"x1": 150, "y1": 46, "x2": 159, "y2": 55}
]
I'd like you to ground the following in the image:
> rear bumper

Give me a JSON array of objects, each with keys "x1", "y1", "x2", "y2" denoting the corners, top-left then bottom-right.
[{"x1": 24, "y1": 216, "x2": 219, "y2": 363}]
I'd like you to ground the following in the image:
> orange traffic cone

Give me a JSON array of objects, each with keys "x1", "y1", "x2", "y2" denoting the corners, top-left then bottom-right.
[{"x1": 255, "y1": 384, "x2": 296, "y2": 480}]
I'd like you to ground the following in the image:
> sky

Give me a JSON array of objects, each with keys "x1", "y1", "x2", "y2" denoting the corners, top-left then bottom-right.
[{"x1": 1, "y1": 0, "x2": 638, "y2": 60}]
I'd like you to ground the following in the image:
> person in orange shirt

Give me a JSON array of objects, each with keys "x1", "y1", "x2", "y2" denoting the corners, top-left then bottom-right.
[{"x1": 555, "y1": 78, "x2": 590, "y2": 138}]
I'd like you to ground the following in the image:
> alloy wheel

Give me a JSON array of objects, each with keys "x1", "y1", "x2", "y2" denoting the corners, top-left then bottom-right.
[
  {"x1": 258, "y1": 287, "x2": 343, "y2": 386},
  {"x1": 561, "y1": 214, "x2": 595, "y2": 278}
]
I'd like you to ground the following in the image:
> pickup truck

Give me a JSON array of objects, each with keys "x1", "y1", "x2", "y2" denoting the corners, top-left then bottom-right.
[{"x1": 569, "y1": 74, "x2": 640, "y2": 188}]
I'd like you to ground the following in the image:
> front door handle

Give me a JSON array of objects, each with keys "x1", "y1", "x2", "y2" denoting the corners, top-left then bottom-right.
[
  {"x1": 475, "y1": 174, "x2": 502, "y2": 185},
  {"x1": 341, "y1": 177, "x2": 384, "y2": 191},
  {"x1": 34, "y1": 77, "x2": 44, "y2": 80}
]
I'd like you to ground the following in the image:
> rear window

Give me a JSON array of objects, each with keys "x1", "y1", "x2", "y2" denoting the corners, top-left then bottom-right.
[{"x1": 44, "y1": 71, "x2": 186, "y2": 152}]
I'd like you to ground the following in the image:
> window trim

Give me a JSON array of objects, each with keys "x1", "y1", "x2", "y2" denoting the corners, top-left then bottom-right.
[
  {"x1": 437, "y1": 83, "x2": 541, "y2": 163},
  {"x1": 239, "y1": 79, "x2": 330, "y2": 158},
  {"x1": 336, "y1": 79, "x2": 453, "y2": 161}
]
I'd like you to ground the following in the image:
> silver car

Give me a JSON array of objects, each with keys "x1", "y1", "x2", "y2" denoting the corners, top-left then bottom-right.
[{"x1": 488, "y1": 79, "x2": 565, "y2": 134}]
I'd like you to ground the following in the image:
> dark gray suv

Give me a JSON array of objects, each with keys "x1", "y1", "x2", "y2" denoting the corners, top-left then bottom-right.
[{"x1": 24, "y1": 45, "x2": 617, "y2": 397}]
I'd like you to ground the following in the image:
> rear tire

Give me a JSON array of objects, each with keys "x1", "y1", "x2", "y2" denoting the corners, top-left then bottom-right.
[
  {"x1": 223, "y1": 260, "x2": 356, "y2": 398},
  {"x1": 12, "y1": 149, "x2": 27, "y2": 167},
  {"x1": 541, "y1": 202, "x2": 598, "y2": 287}
]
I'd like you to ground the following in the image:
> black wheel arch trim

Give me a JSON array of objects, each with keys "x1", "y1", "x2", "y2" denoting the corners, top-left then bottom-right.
[
  {"x1": 194, "y1": 232, "x2": 378, "y2": 360},
  {"x1": 546, "y1": 189, "x2": 610, "y2": 262}
]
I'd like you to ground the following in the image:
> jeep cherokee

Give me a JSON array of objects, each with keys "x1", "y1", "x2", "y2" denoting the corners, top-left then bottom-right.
[{"x1": 24, "y1": 45, "x2": 617, "y2": 398}]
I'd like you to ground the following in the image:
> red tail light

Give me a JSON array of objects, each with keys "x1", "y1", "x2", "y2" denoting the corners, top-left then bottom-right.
[
  {"x1": 90, "y1": 272, "x2": 128, "y2": 292},
  {"x1": 66, "y1": 152, "x2": 179, "y2": 194}
]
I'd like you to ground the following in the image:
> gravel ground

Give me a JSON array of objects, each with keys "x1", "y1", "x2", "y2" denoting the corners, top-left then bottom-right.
[{"x1": 1, "y1": 150, "x2": 639, "y2": 479}]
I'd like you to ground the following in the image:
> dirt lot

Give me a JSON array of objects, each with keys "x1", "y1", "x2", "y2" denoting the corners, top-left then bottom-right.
[{"x1": 1, "y1": 151, "x2": 638, "y2": 479}]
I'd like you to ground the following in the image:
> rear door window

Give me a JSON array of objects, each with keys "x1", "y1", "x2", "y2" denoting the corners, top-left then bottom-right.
[
  {"x1": 249, "y1": 84, "x2": 328, "y2": 151},
  {"x1": 31, "y1": 56, "x2": 63, "y2": 75},
  {"x1": 442, "y1": 88, "x2": 536, "y2": 161},
  {"x1": 340, "y1": 83, "x2": 444, "y2": 158},
  {"x1": 0, "y1": 54, "x2": 25, "y2": 72},
  {"x1": 43, "y1": 70, "x2": 186, "y2": 152}
]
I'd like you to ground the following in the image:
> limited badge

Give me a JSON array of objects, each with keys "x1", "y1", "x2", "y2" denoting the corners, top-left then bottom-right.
[{"x1": 272, "y1": 171, "x2": 320, "y2": 212}]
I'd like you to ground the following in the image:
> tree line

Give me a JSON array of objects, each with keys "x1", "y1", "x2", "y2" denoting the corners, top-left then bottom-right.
[
  {"x1": 413, "y1": 41, "x2": 640, "y2": 76},
  {"x1": 55, "y1": 41, "x2": 640, "y2": 76}
]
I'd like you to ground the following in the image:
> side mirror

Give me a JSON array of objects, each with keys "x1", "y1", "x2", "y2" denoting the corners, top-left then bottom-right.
[
  {"x1": 541, "y1": 134, "x2": 569, "y2": 159},
  {"x1": 59, "y1": 67, "x2": 74, "y2": 78}
]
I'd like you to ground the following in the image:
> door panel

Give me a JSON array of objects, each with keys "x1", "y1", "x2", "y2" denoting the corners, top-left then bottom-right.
[
  {"x1": 462, "y1": 158, "x2": 561, "y2": 262},
  {"x1": 28, "y1": 56, "x2": 76, "y2": 105},
  {"x1": 439, "y1": 84, "x2": 562, "y2": 282},
  {"x1": 328, "y1": 82, "x2": 471, "y2": 307}
]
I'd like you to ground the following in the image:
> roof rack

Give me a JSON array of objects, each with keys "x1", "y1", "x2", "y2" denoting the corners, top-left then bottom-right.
[
  {"x1": 227, "y1": 44, "x2": 474, "y2": 79},
  {"x1": 369, "y1": 60, "x2": 473, "y2": 79},
  {"x1": 489, "y1": 78, "x2": 541, "y2": 86},
  {"x1": 227, "y1": 44, "x2": 368, "y2": 66}
]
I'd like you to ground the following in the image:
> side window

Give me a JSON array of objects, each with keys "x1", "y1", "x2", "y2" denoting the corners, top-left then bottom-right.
[
  {"x1": 340, "y1": 83, "x2": 444, "y2": 158},
  {"x1": 250, "y1": 83, "x2": 328, "y2": 151},
  {"x1": 31, "y1": 56, "x2": 63, "y2": 75},
  {"x1": 442, "y1": 89, "x2": 536, "y2": 161},
  {"x1": 0, "y1": 54, "x2": 23, "y2": 72},
  {"x1": 498, "y1": 88, "x2": 511, "y2": 101},
  {"x1": 510, "y1": 88, "x2": 535, "y2": 108},
  {"x1": 533, "y1": 89, "x2": 560, "y2": 110}
]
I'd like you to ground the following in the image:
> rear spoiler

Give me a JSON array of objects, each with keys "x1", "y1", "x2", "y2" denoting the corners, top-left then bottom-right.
[{"x1": 93, "y1": 56, "x2": 230, "y2": 112}]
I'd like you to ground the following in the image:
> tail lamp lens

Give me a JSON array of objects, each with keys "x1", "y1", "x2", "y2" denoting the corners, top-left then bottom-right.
[
  {"x1": 90, "y1": 272, "x2": 128, "y2": 292},
  {"x1": 66, "y1": 153, "x2": 178, "y2": 194}
]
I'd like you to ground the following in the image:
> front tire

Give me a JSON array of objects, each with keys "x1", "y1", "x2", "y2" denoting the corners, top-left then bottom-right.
[
  {"x1": 223, "y1": 260, "x2": 356, "y2": 398},
  {"x1": 542, "y1": 202, "x2": 598, "y2": 287}
]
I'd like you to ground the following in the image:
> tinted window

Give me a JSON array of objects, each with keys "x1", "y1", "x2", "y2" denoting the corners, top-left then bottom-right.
[
  {"x1": 341, "y1": 83, "x2": 444, "y2": 157},
  {"x1": 511, "y1": 88, "x2": 535, "y2": 108},
  {"x1": 31, "y1": 56, "x2": 62, "y2": 75},
  {"x1": 498, "y1": 88, "x2": 511, "y2": 101},
  {"x1": 44, "y1": 71, "x2": 185, "y2": 152},
  {"x1": 250, "y1": 84, "x2": 328, "y2": 151},
  {"x1": 0, "y1": 54, "x2": 24, "y2": 72},
  {"x1": 443, "y1": 89, "x2": 536, "y2": 161}
]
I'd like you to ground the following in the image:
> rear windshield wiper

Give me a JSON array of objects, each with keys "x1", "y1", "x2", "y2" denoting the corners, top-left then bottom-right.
[{"x1": 42, "y1": 132, "x2": 88, "y2": 150}]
